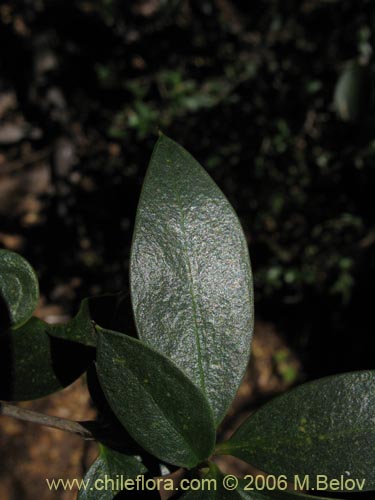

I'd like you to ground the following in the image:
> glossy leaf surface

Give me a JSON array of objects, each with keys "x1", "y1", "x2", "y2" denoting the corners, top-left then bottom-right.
[
  {"x1": 0, "y1": 249, "x2": 39, "y2": 329},
  {"x1": 97, "y1": 328, "x2": 216, "y2": 468},
  {"x1": 130, "y1": 134, "x2": 254, "y2": 423},
  {"x1": 219, "y1": 371, "x2": 375, "y2": 491}
]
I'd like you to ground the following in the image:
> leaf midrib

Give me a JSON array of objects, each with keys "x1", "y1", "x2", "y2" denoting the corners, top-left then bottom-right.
[
  {"x1": 173, "y1": 184, "x2": 207, "y2": 397},
  {"x1": 105, "y1": 338, "x2": 203, "y2": 465}
]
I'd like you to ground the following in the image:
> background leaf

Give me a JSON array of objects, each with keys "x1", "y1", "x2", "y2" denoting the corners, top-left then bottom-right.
[
  {"x1": 333, "y1": 60, "x2": 371, "y2": 122},
  {"x1": 219, "y1": 371, "x2": 375, "y2": 491},
  {"x1": 49, "y1": 298, "x2": 96, "y2": 347},
  {"x1": 0, "y1": 317, "x2": 94, "y2": 401},
  {"x1": 130, "y1": 134, "x2": 254, "y2": 423},
  {"x1": 96, "y1": 328, "x2": 216, "y2": 468},
  {"x1": 0, "y1": 249, "x2": 39, "y2": 330},
  {"x1": 78, "y1": 444, "x2": 148, "y2": 500},
  {"x1": 49, "y1": 292, "x2": 138, "y2": 348}
]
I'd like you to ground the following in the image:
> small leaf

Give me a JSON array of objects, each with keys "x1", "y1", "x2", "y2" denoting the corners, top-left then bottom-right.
[
  {"x1": 0, "y1": 249, "x2": 39, "y2": 329},
  {"x1": 78, "y1": 444, "x2": 148, "y2": 500},
  {"x1": 130, "y1": 134, "x2": 254, "y2": 423},
  {"x1": 333, "y1": 60, "x2": 370, "y2": 122},
  {"x1": 49, "y1": 298, "x2": 96, "y2": 347},
  {"x1": 181, "y1": 464, "x2": 241, "y2": 499},
  {"x1": 218, "y1": 371, "x2": 375, "y2": 491},
  {"x1": 96, "y1": 328, "x2": 216, "y2": 468},
  {"x1": 0, "y1": 317, "x2": 94, "y2": 400},
  {"x1": 50, "y1": 293, "x2": 137, "y2": 348}
]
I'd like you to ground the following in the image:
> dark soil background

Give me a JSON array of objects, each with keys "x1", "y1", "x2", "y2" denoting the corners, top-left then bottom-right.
[{"x1": 0, "y1": 1, "x2": 375, "y2": 498}]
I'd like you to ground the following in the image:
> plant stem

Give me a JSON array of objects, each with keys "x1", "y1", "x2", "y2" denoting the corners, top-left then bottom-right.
[{"x1": 0, "y1": 401, "x2": 95, "y2": 440}]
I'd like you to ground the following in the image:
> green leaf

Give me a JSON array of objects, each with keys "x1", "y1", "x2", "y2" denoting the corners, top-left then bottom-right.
[
  {"x1": 49, "y1": 293, "x2": 137, "y2": 348},
  {"x1": 333, "y1": 60, "x2": 370, "y2": 122},
  {"x1": 49, "y1": 298, "x2": 96, "y2": 347},
  {"x1": 78, "y1": 444, "x2": 148, "y2": 500},
  {"x1": 180, "y1": 464, "x2": 240, "y2": 500},
  {"x1": 218, "y1": 371, "x2": 375, "y2": 491},
  {"x1": 96, "y1": 328, "x2": 216, "y2": 468},
  {"x1": 0, "y1": 317, "x2": 94, "y2": 400},
  {"x1": 0, "y1": 249, "x2": 39, "y2": 329},
  {"x1": 180, "y1": 464, "x2": 267, "y2": 500},
  {"x1": 130, "y1": 134, "x2": 254, "y2": 423}
]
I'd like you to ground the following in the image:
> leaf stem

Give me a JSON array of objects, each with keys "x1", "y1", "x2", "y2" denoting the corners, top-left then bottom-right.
[
  {"x1": 214, "y1": 442, "x2": 231, "y2": 455},
  {"x1": 0, "y1": 401, "x2": 95, "y2": 440}
]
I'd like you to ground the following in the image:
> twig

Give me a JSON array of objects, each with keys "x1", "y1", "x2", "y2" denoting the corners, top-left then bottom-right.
[{"x1": 0, "y1": 401, "x2": 95, "y2": 440}]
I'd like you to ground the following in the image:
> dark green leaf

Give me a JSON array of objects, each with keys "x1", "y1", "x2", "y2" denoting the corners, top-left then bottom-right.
[
  {"x1": 49, "y1": 298, "x2": 96, "y2": 347},
  {"x1": 0, "y1": 249, "x2": 39, "y2": 329},
  {"x1": 78, "y1": 444, "x2": 148, "y2": 500},
  {"x1": 218, "y1": 371, "x2": 375, "y2": 491},
  {"x1": 333, "y1": 60, "x2": 370, "y2": 122},
  {"x1": 130, "y1": 134, "x2": 254, "y2": 423},
  {"x1": 180, "y1": 463, "x2": 240, "y2": 500},
  {"x1": 96, "y1": 328, "x2": 216, "y2": 468},
  {"x1": 49, "y1": 293, "x2": 138, "y2": 348},
  {"x1": 0, "y1": 317, "x2": 94, "y2": 400}
]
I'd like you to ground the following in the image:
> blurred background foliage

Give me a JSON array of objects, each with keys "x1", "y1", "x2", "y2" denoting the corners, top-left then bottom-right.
[{"x1": 0, "y1": 0, "x2": 375, "y2": 379}]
